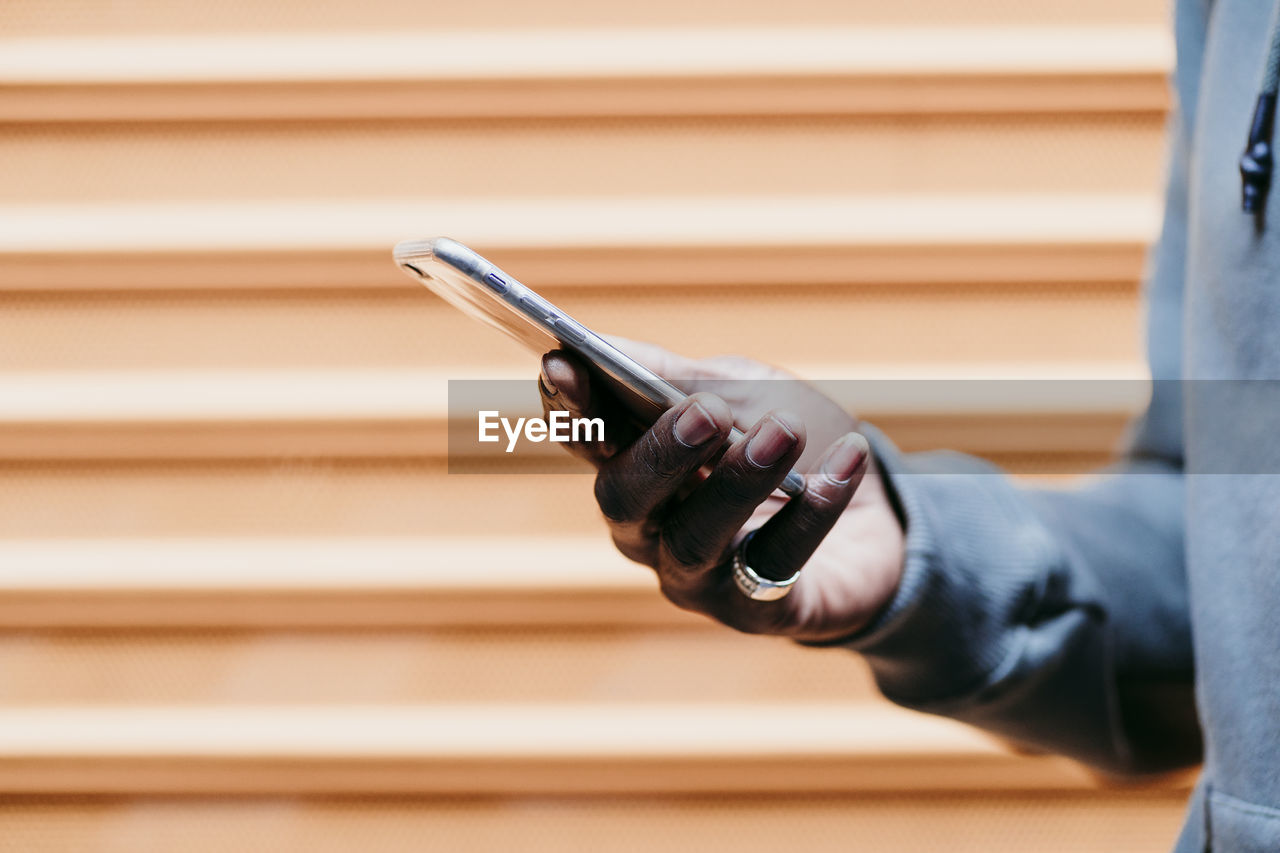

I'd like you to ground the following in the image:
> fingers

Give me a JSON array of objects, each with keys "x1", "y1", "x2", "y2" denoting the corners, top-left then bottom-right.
[
  {"x1": 656, "y1": 410, "x2": 806, "y2": 597},
  {"x1": 742, "y1": 432, "x2": 869, "y2": 581},
  {"x1": 541, "y1": 349, "x2": 740, "y2": 568},
  {"x1": 593, "y1": 392, "x2": 735, "y2": 557},
  {"x1": 545, "y1": 338, "x2": 876, "y2": 640},
  {"x1": 664, "y1": 431, "x2": 870, "y2": 637},
  {"x1": 539, "y1": 350, "x2": 634, "y2": 466}
]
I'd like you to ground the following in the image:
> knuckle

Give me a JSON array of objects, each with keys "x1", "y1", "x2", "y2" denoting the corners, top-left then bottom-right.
[
  {"x1": 726, "y1": 601, "x2": 794, "y2": 636},
  {"x1": 660, "y1": 527, "x2": 711, "y2": 568},
  {"x1": 635, "y1": 427, "x2": 682, "y2": 481},
  {"x1": 659, "y1": 526, "x2": 717, "y2": 571},
  {"x1": 657, "y1": 579, "x2": 704, "y2": 614},
  {"x1": 610, "y1": 532, "x2": 656, "y2": 568},
  {"x1": 708, "y1": 462, "x2": 769, "y2": 508},
  {"x1": 593, "y1": 471, "x2": 638, "y2": 524},
  {"x1": 805, "y1": 488, "x2": 840, "y2": 511},
  {"x1": 782, "y1": 508, "x2": 832, "y2": 544}
]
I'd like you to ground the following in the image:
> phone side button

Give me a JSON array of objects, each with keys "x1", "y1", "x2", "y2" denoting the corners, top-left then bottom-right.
[
  {"x1": 552, "y1": 317, "x2": 587, "y2": 344},
  {"x1": 518, "y1": 296, "x2": 548, "y2": 320},
  {"x1": 485, "y1": 272, "x2": 510, "y2": 294}
]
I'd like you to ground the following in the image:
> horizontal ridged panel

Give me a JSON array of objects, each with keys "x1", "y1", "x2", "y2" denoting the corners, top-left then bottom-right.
[
  {"x1": 0, "y1": 627, "x2": 879, "y2": 704},
  {"x1": 0, "y1": 367, "x2": 1145, "y2": 460},
  {"x1": 0, "y1": 116, "x2": 1165, "y2": 205},
  {"x1": 0, "y1": 29, "x2": 1172, "y2": 122},
  {"x1": 0, "y1": 286, "x2": 1142, "y2": 372},
  {"x1": 0, "y1": 195, "x2": 1159, "y2": 290},
  {"x1": 0, "y1": 794, "x2": 1189, "y2": 853},
  {"x1": 0, "y1": 462, "x2": 1078, "y2": 540},
  {"x1": 0, "y1": 10, "x2": 1188, "y2": 845},
  {"x1": 0, "y1": 705, "x2": 1158, "y2": 794},
  {"x1": 2, "y1": 0, "x2": 1169, "y2": 35}
]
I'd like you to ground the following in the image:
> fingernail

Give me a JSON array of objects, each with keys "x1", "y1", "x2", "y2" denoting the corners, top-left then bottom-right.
[
  {"x1": 674, "y1": 400, "x2": 719, "y2": 447},
  {"x1": 746, "y1": 416, "x2": 797, "y2": 467},
  {"x1": 823, "y1": 433, "x2": 866, "y2": 484},
  {"x1": 538, "y1": 368, "x2": 558, "y2": 397}
]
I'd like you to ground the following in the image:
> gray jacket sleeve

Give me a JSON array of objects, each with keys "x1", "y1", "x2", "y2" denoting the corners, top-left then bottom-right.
[
  {"x1": 850, "y1": 432, "x2": 1196, "y2": 775},
  {"x1": 844, "y1": 108, "x2": 1199, "y2": 776}
]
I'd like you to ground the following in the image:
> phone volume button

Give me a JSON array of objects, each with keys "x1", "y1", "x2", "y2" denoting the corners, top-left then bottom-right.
[
  {"x1": 554, "y1": 317, "x2": 587, "y2": 344},
  {"x1": 517, "y1": 295, "x2": 548, "y2": 320}
]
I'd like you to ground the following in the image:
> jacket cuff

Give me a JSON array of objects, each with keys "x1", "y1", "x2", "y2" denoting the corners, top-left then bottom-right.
[{"x1": 840, "y1": 422, "x2": 1065, "y2": 709}]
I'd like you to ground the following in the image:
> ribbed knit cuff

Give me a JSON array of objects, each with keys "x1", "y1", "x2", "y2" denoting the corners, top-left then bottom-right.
[{"x1": 840, "y1": 422, "x2": 1065, "y2": 710}]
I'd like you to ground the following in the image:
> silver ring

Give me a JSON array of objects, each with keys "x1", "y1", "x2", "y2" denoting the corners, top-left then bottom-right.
[{"x1": 732, "y1": 531, "x2": 800, "y2": 601}]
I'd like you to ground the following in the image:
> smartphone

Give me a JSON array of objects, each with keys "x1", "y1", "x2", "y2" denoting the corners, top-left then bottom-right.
[{"x1": 393, "y1": 237, "x2": 805, "y2": 497}]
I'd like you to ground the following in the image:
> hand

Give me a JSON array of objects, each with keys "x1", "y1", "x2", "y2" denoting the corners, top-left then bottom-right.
[{"x1": 538, "y1": 340, "x2": 906, "y2": 643}]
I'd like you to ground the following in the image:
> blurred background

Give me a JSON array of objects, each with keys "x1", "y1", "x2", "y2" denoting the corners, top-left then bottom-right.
[{"x1": 0, "y1": 1, "x2": 1186, "y2": 850}]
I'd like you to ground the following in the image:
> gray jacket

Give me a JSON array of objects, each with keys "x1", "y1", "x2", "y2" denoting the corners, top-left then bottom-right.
[{"x1": 852, "y1": 1, "x2": 1280, "y2": 849}]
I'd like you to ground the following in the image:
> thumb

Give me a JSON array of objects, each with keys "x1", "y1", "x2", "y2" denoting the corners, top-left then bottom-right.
[
  {"x1": 603, "y1": 335, "x2": 703, "y2": 379},
  {"x1": 604, "y1": 335, "x2": 755, "y2": 388}
]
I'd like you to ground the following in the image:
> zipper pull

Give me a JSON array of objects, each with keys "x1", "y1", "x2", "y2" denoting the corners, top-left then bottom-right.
[{"x1": 1241, "y1": 93, "x2": 1277, "y2": 213}]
